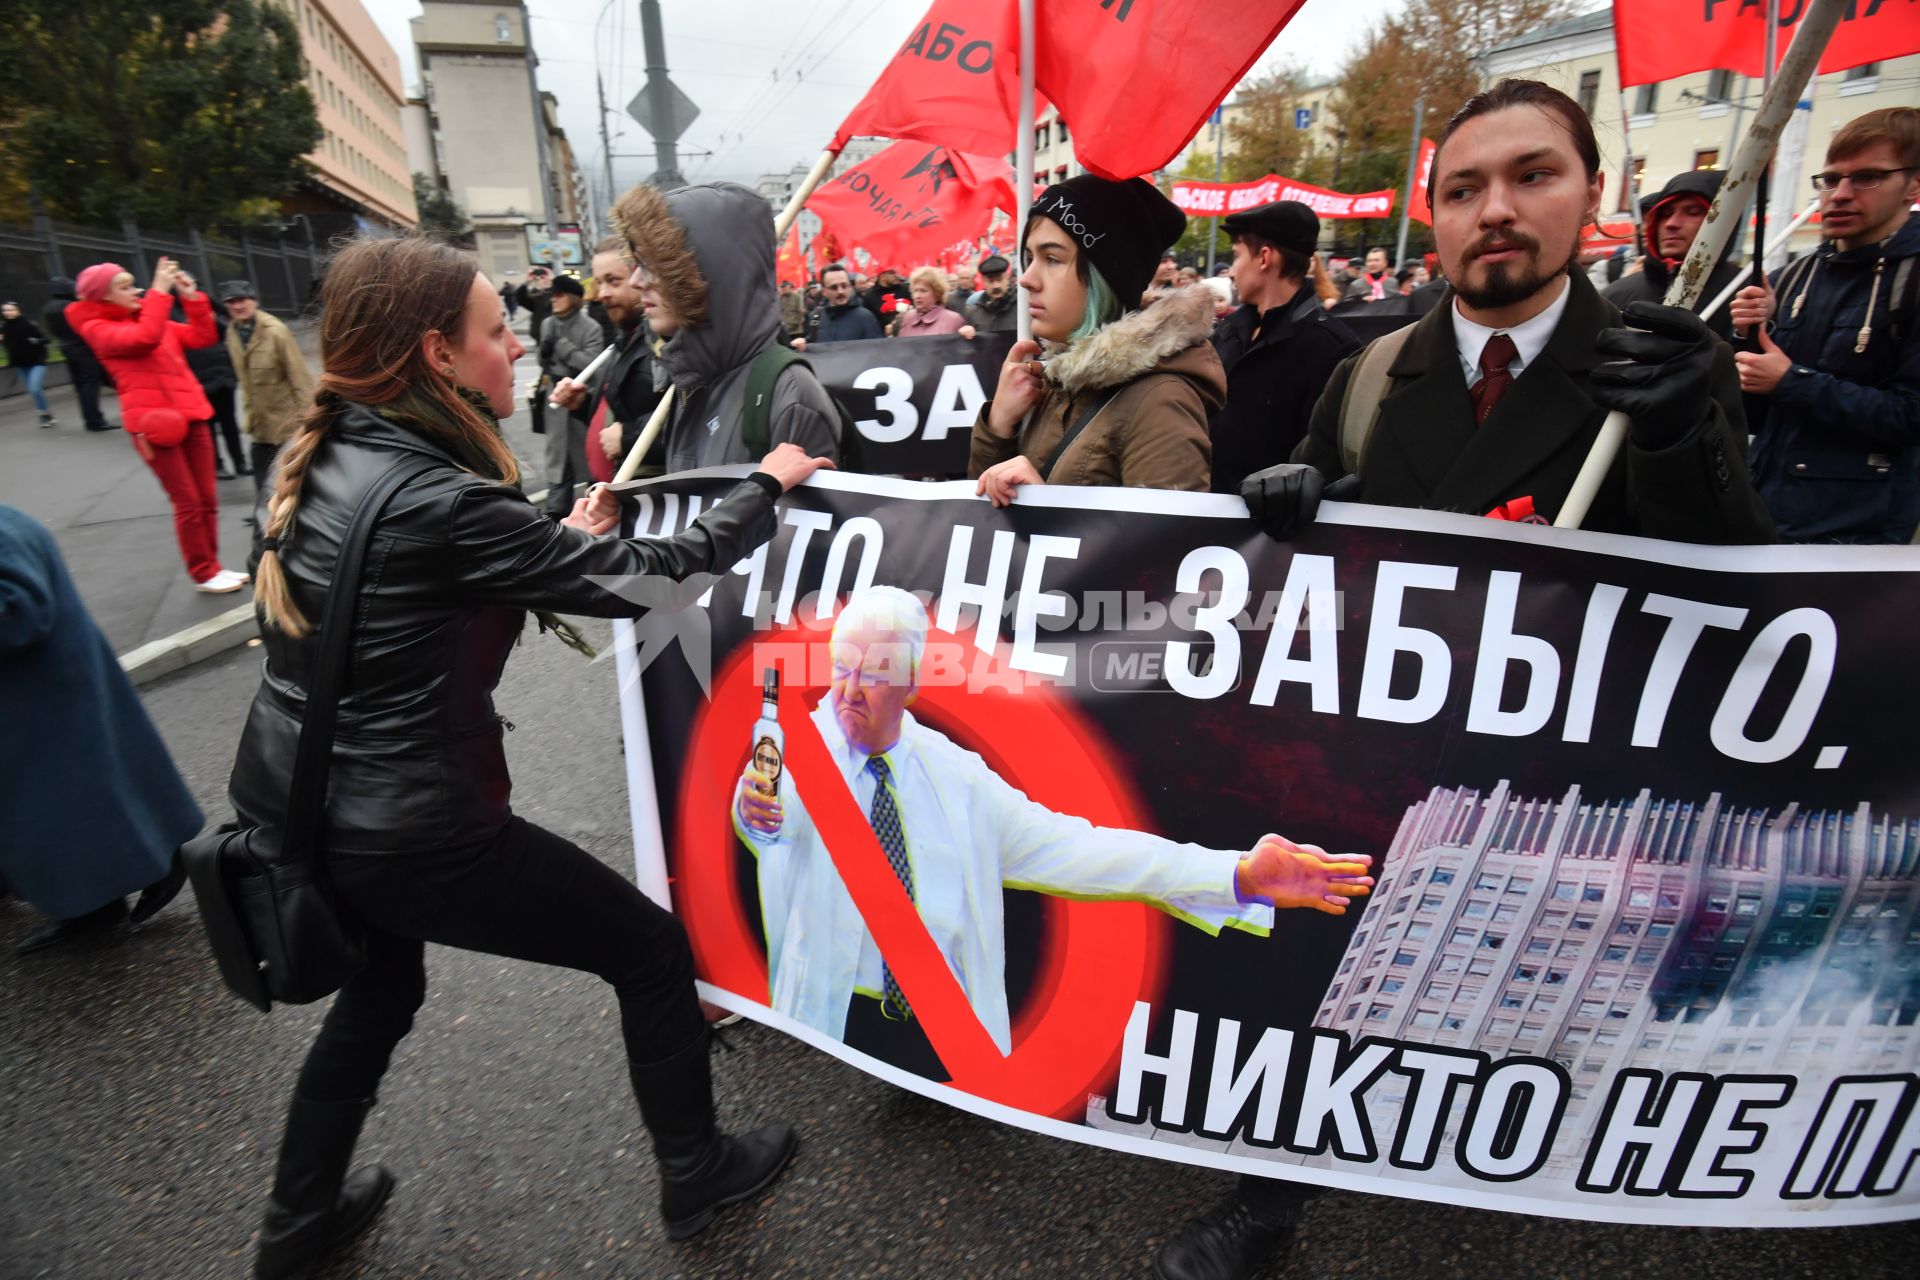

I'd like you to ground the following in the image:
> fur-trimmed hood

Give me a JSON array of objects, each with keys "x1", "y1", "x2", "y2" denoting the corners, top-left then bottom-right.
[
  {"x1": 1042, "y1": 284, "x2": 1224, "y2": 407},
  {"x1": 609, "y1": 181, "x2": 781, "y2": 390}
]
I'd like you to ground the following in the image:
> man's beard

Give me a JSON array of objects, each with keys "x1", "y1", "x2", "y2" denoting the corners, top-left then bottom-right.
[{"x1": 1450, "y1": 227, "x2": 1578, "y2": 311}]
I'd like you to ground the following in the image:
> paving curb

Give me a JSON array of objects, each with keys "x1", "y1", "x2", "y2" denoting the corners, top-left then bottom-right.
[
  {"x1": 118, "y1": 485, "x2": 564, "y2": 688},
  {"x1": 120, "y1": 602, "x2": 260, "y2": 687}
]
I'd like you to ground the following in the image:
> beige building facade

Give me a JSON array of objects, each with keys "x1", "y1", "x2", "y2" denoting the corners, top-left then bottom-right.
[
  {"x1": 281, "y1": 0, "x2": 418, "y2": 229},
  {"x1": 410, "y1": 0, "x2": 564, "y2": 280},
  {"x1": 1481, "y1": 10, "x2": 1918, "y2": 261}
]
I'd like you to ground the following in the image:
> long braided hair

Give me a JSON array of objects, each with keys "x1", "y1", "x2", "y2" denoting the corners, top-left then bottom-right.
[{"x1": 255, "y1": 237, "x2": 520, "y2": 637}]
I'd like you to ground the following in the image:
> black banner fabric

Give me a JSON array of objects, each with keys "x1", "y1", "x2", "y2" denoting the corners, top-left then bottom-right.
[
  {"x1": 614, "y1": 470, "x2": 1920, "y2": 1228},
  {"x1": 804, "y1": 332, "x2": 1012, "y2": 478}
]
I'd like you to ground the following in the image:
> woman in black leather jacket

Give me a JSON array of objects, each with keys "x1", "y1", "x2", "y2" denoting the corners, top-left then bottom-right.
[{"x1": 230, "y1": 236, "x2": 830, "y2": 1279}]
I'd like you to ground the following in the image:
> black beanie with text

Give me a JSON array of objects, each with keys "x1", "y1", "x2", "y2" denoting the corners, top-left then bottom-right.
[{"x1": 1029, "y1": 175, "x2": 1187, "y2": 312}]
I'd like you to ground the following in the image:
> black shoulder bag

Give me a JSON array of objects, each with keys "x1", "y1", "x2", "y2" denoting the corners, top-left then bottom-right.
[
  {"x1": 182, "y1": 459, "x2": 436, "y2": 1012},
  {"x1": 1039, "y1": 385, "x2": 1123, "y2": 481}
]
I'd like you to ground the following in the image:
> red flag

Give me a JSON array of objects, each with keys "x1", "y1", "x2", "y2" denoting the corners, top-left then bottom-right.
[
  {"x1": 775, "y1": 223, "x2": 807, "y2": 288},
  {"x1": 809, "y1": 140, "x2": 1016, "y2": 272},
  {"x1": 1614, "y1": 0, "x2": 1919, "y2": 86},
  {"x1": 832, "y1": 0, "x2": 1022, "y2": 158},
  {"x1": 1407, "y1": 138, "x2": 1437, "y2": 227},
  {"x1": 1035, "y1": 0, "x2": 1310, "y2": 181}
]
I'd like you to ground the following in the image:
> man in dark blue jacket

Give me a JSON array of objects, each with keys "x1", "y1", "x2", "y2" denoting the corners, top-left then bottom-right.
[
  {"x1": 1732, "y1": 107, "x2": 1920, "y2": 543},
  {"x1": 794, "y1": 264, "x2": 883, "y2": 348}
]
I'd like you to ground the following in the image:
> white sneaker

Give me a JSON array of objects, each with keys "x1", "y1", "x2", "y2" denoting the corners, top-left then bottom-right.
[{"x1": 193, "y1": 570, "x2": 249, "y2": 594}]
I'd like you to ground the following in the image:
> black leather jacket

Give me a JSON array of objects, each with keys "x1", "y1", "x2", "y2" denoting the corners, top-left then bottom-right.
[{"x1": 228, "y1": 402, "x2": 779, "y2": 854}]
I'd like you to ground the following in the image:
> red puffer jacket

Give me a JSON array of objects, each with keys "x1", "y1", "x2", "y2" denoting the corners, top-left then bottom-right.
[{"x1": 66, "y1": 290, "x2": 217, "y2": 444}]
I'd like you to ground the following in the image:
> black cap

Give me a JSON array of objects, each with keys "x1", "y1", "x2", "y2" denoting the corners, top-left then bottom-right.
[
  {"x1": 216, "y1": 279, "x2": 257, "y2": 303},
  {"x1": 550, "y1": 274, "x2": 586, "y2": 298},
  {"x1": 1220, "y1": 201, "x2": 1320, "y2": 258},
  {"x1": 978, "y1": 254, "x2": 1010, "y2": 277},
  {"x1": 1030, "y1": 175, "x2": 1186, "y2": 312}
]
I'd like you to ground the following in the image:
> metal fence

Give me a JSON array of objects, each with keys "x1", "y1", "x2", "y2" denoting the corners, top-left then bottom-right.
[{"x1": 0, "y1": 212, "x2": 325, "y2": 329}]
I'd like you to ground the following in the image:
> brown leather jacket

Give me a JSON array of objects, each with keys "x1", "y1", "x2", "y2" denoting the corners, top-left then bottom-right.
[{"x1": 970, "y1": 286, "x2": 1223, "y2": 491}]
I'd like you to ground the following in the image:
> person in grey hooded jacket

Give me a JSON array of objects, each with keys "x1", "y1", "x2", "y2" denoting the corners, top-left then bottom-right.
[{"x1": 609, "y1": 181, "x2": 841, "y2": 472}]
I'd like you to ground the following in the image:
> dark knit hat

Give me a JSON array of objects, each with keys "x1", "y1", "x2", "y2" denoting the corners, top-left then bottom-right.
[
  {"x1": 216, "y1": 278, "x2": 257, "y2": 303},
  {"x1": 1221, "y1": 201, "x2": 1320, "y2": 259},
  {"x1": 1029, "y1": 175, "x2": 1186, "y2": 311},
  {"x1": 550, "y1": 274, "x2": 586, "y2": 298}
]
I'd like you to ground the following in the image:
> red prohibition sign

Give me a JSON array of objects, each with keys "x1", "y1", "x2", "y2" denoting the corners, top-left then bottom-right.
[{"x1": 673, "y1": 610, "x2": 1170, "y2": 1120}]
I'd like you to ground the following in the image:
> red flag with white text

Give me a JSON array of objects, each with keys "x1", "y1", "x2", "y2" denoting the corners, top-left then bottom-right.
[
  {"x1": 809, "y1": 141, "x2": 1016, "y2": 272},
  {"x1": 832, "y1": 0, "x2": 1022, "y2": 158},
  {"x1": 1035, "y1": 0, "x2": 1311, "y2": 181},
  {"x1": 1613, "y1": 0, "x2": 1919, "y2": 86}
]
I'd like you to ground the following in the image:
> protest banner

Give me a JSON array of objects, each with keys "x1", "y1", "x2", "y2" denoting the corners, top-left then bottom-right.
[
  {"x1": 832, "y1": 0, "x2": 1024, "y2": 158},
  {"x1": 799, "y1": 332, "x2": 1009, "y2": 478},
  {"x1": 1172, "y1": 174, "x2": 1397, "y2": 220},
  {"x1": 1613, "y1": 0, "x2": 1918, "y2": 86},
  {"x1": 610, "y1": 470, "x2": 1920, "y2": 1228}
]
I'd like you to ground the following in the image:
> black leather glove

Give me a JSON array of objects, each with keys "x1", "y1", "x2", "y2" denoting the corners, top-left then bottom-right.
[
  {"x1": 1591, "y1": 300, "x2": 1719, "y2": 451},
  {"x1": 1240, "y1": 464, "x2": 1361, "y2": 540}
]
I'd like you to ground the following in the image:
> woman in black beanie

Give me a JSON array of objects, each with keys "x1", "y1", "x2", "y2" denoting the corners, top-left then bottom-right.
[{"x1": 970, "y1": 174, "x2": 1222, "y2": 500}]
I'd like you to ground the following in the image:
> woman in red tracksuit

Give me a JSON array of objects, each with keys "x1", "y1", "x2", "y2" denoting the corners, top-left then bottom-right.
[{"x1": 66, "y1": 257, "x2": 247, "y2": 593}]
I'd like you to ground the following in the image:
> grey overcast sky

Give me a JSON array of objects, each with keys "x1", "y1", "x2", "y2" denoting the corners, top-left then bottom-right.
[{"x1": 364, "y1": 0, "x2": 1408, "y2": 197}]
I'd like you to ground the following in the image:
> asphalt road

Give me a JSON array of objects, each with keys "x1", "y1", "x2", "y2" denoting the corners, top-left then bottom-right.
[{"x1": 4, "y1": 618, "x2": 1917, "y2": 1278}]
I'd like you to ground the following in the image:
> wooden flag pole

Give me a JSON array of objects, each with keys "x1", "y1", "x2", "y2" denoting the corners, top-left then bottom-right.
[
  {"x1": 612, "y1": 385, "x2": 676, "y2": 484},
  {"x1": 776, "y1": 148, "x2": 840, "y2": 242},
  {"x1": 1554, "y1": 0, "x2": 1846, "y2": 531},
  {"x1": 1015, "y1": 0, "x2": 1036, "y2": 345}
]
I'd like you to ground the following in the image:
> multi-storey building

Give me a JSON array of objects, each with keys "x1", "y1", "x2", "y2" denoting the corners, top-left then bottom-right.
[
  {"x1": 753, "y1": 138, "x2": 889, "y2": 259},
  {"x1": 1480, "y1": 10, "x2": 1919, "y2": 262},
  {"x1": 409, "y1": 0, "x2": 571, "y2": 280},
  {"x1": 280, "y1": 0, "x2": 418, "y2": 231}
]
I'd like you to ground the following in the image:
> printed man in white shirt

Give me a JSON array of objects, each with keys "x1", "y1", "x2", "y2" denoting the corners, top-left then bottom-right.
[{"x1": 733, "y1": 586, "x2": 1373, "y2": 1076}]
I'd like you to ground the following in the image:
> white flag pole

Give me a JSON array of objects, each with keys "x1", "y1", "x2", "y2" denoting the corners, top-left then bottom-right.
[
  {"x1": 1696, "y1": 196, "x2": 1821, "y2": 323},
  {"x1": 1554, "y1": 0, "x2": 1847, "y2": 531},
  {"x1": 1015, "y1": 0, "x2": 1036, "y2": 345},
  {"x1": 776, "y1": 147, "x2": 841, "y2": 242}
]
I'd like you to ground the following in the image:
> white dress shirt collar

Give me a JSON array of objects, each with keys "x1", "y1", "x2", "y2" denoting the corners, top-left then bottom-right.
[
  {"x1": 1452, "y1": 274, "x2": 1573, "y2": 386},
  {"x1": 819, "y1": 698, "x2": 918, "y2": 781}
]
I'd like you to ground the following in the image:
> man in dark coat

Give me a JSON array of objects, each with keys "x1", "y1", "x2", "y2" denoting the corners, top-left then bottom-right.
[
  {"x1": 515, "y1": 266, "x2": 554, "y2": 341},
  {"x1": 796, "y1": 264, "x2": 884, "y2": 347},
  {"x1": 963, "y1": 255, "x2": 1020, "y2": 334},
  {"x1": 1206, "y1": 200, "x2": 1360, "y2": 493},
  {"x1": 0, "y1": 505, "x2": 197, "y2": 952},
  {"x1": 1238, "y1": 81, "x2": 1774, "y2": 558},
  {"x1": 1169, "y1": 79, "x2": 1772, "y2": 1280},
  {"x1": 42, "y1": 277, "x2": 114, "y2": 431},
  {"x1": 1731, "y1": 107, "x2": 1920, "y2": 543},
  {"x1": 1602, "y1": 168, "x2": 1743, "y2": 340},
  {"x1": 174, "y1": 280, "x2": 247, "y2": 477},
  {"x1": 552, "y1": 237, "x2": 669, "y2": 477}
]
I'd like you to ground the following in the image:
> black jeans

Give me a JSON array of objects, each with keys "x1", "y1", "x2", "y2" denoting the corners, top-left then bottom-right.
[
  {"x1": 205, "y1": 385, "x2": 248, "y2": 473},
  {"x1": 250, "y1": 441, "x2": 280, "y2": 495},
  {"x1": 65, "y1": 352, "x2": 109, "y2": 428},
  {"x1": 292, "y1": 817, "x2": 707, "y2": 1106}
]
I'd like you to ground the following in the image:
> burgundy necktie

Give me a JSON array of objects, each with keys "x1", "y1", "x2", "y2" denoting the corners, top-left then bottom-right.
[{"x1": 1470, "y1": 333, "x2": 1519, "y2": 425}]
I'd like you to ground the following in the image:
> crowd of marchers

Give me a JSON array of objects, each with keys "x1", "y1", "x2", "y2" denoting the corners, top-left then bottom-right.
[{"x1": 2, "y1": 78, "x2": 1915, "y2": 1280}]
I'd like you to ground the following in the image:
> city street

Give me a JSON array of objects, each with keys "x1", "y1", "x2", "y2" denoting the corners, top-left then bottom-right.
[{"x1": 3, "y1": 610, "x2": 1916, "y2": 1277}]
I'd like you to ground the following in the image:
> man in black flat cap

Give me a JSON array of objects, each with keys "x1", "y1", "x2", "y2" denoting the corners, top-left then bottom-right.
[
  {"x1": 1206, "y1": 200, "x2": 1361, "y2": 494},
  {"x1": 963, "y1": 255, "x2": 1020, "y2": 334}
]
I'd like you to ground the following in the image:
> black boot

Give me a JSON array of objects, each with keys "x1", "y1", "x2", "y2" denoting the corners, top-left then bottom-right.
[
  {"x1": 254, "y1": 1095, "x2": 394, "y2": 1280},
  {"x1": 1153, "y1": 1191, "x2": 1302, "y2": 1280},
  {"x1": 628, "y1": 1032, "x2": 797, "y2": 1240}
]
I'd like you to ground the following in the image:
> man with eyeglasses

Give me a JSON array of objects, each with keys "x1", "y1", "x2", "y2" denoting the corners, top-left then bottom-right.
[
  {"x1": 794, "y1": 264, "x2": 883, "y2": 349},
  {"x1": 1730, "y1": 107, "x2": 1920, "y2": 543}
]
